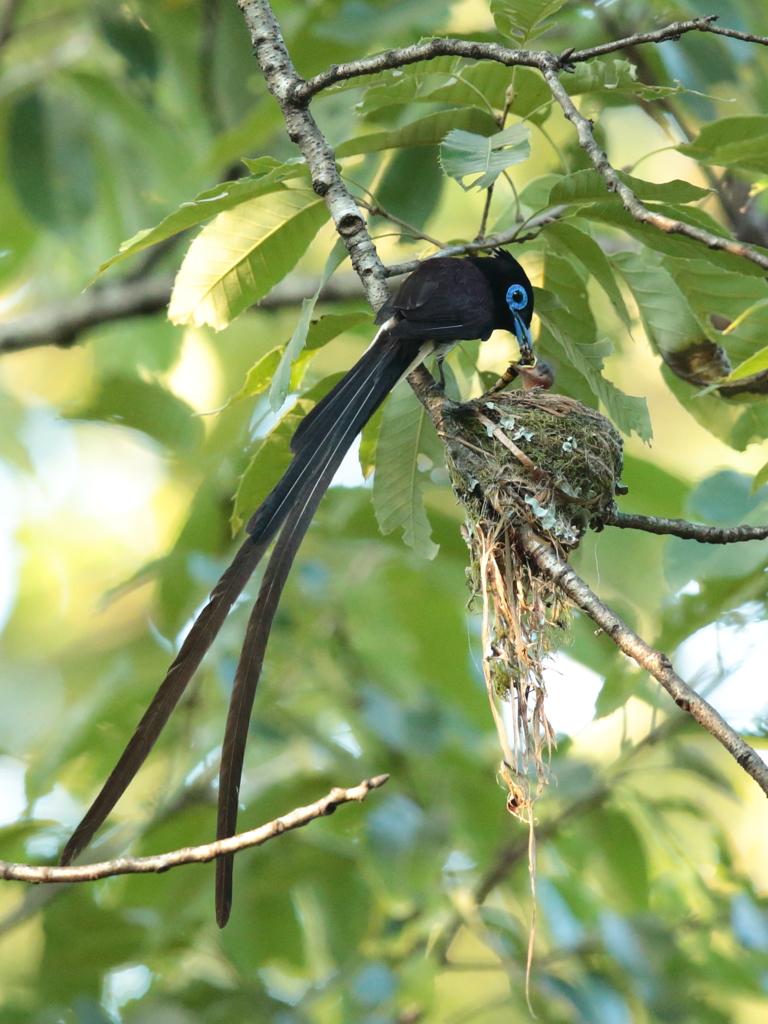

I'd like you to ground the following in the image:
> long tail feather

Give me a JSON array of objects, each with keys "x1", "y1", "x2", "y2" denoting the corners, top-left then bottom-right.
[
  {"x1": 215, "y1": 334, "x2": 418, "y2": 925},
  {"x1": 60, "y1": 331, "x2": 417, "y2": 869}
]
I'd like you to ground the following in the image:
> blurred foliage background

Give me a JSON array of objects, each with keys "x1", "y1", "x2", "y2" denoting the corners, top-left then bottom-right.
[{"x1": 4, "y1": 0, "x2": 768, "y2": 1021}]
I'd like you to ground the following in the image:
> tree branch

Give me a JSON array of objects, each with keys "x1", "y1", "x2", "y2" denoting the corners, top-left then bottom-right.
[
  {"x1": 238, "y1": 0, "x2": 390, "y2": 312},
  {"x1": 0, "y1": 272, "x2": 370, "y2": 354},
  {"x1": 0, "y1": 776, "x2": 388, "y2": 884},
  {"x1": 519, "y1": 527, "x2": 768, "y2": 798},
  {"x1": 606, "y1": 511, "x2": 768, "y2": 544},
  {"x1": 538, "y1": 58, "x2": 768, "y2": 275},
  {"x1": 559, "y1": 16, "x2": 719, "y2": 63}
]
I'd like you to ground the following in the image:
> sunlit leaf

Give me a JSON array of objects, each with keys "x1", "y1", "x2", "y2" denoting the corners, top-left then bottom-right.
[
  {"x1": 98, "y1": 159, "x2": 309, "y2": 272},
  {"x1": 372, "y1": 382, "x2": 440, "y2": 559},
  {"x1": 168, "y1": 188, "x2": 329, "y2": 330},
  {"x1": 439, "y1": 122, "x2": 531, "y2": 191}
]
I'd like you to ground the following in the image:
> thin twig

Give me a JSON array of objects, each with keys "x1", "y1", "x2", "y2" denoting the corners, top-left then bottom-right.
[
  {"x1": 559, "y1": 16, "x2": 719, "y2": 63},
  {"x1": 0, "y1": 776, "x2": 388, "y2": 884},
  {"x1": 606, "y1": 511, "x2": 768, "y2": 545},
  {"x1": 520, "y1": 527, "x2": 768, "y2": 798},
  {"x1": 356, "y1": 197, "x2": 446, "y2": 248}
]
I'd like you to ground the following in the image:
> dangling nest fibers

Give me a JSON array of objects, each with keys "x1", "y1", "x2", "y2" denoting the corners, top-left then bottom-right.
[{"x1": 440, "y1": 388, "x2": 624, "y2": 816}]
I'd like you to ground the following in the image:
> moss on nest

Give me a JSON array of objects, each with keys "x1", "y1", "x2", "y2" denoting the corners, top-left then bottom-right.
[{"x1": 442, "y1": 389, "x2": 624, "y2": 551}]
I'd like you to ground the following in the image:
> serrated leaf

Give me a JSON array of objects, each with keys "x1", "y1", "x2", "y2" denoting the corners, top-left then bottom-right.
[
  {"x1": 549, "y1": 168, "x2": 711, "y2": 206},
  {"x1": 545, "y1": 221, "x2": 631, "y2": 329},
  {"x1": 583, "y1": 201, "x2": 767, "y2": 277},
  {"x1": 678, "y1": 116, "x2": 768, "y2": 174},
  {"x1": 535, "y1": 288, "x2": 652, "y2": 440},
  {"x1": 269, "y1": 239, "x2": 348, "y2": 411},
  {"x1": 168, "y1": 189, "x2": 329, "y2": 330},
  {"x1": 491, "y1": 0, "x2": 569, "y2": 43},
  {"x1": 231, "y1": 374, "x2": 345, "y2": 534},
  {"x1": 372, "y1": 382, "x2": 440, "y2": 559},
  {"x1": 357, "y1": 63, "x2": 548, "y2": 121},
  {"x1": 99, "y1": 161, "x2": 309, "y2": 274},
  {"x1": 439, "y1": 122, "x2": 531, "y2": 191},
  {"x1": 336, "y1": 107, "x2": 498, "y2": 157},
  {"x1": 610, "y1": 250, "x2": 701, "y2": 355},
  {"x1": 664, "y1": 257, "x2": 768, "y2": 366},
  {"x1": 564, "y1": 58, "x2": 687, "y2": 99}
]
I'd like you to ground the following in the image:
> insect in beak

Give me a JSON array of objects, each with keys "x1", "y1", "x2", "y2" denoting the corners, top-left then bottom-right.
[{"x1": 512, "y1": 310, "x2": 534, "y2": 366}]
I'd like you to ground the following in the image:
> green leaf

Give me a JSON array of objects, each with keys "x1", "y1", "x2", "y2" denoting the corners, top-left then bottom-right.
[
  {"x1": 491, "y1": 0, "x2": 569, "y2": 43},
  {"x1": 376, "y1": 145, "x2": 444, "y2": 232},
  {"x1": 664, "y1": 257, "x2": 768, "y2": 366},
  {"x1": 372, "y1": 382, "x2": 440, "y2": 559},
  {"x1": 535, "y1": 288, "x2": 652, "y2": 440},
  {"x1": 549, "y1": 168, "x2": 711, "y2": 206},
  {"x1": 168, "y1": 188, "x2": 329, "y2": 330},
  {"x1": 306, "y1": 310, "x2": 373, "y2": 350},
  {"x1": 439, "y1": 122, "x2": 531, "y2": 191},
  {"x1": 678, "y1": 116, "x2": 768, "y2": 174},
  {"x1": 585, "y1": 807, "x2": 649, "y2": 912},
  {"x1": 358, "y1": 63, "x2": 549, "y2": 126},
  {"x1": 583, "y1": 201, "x2": 767, "y2": 277},
  {"x1": 752, "y1": 459, "x2": 768, "y2": 495},
  {"x1": 610, "y1": 250, "x2": 702, "y2": 355},
  {"x1": 725, "y1": 344, "x2": 768, "y2": 382},
  {"x1": 359, "y1": 404, "x2": 384, "y2": 479},
  {"x1": 336, "y1": 107, "x2": 499, "y2": 157},
  {"x1": 225, "y1": 346, "x2": 285, "y2": 407},
  {"x1": 69, "y1": 375, "x2": 203, "y2": 451},
  {"x1": 545, "y1": 221, "x2": 631, "y2": 329},
  {"x1": 564, "y1": 58, "x2": 687, "y2": 99},
  {"x1": 269, "y1": 239, "x2": 348, "y2": 411},
  {"x1": 231, "y1": 374, "x2": 344, "y2": 533},
  {"x1": 98, "y1": 159, "x2": 309, "y2": 273}
]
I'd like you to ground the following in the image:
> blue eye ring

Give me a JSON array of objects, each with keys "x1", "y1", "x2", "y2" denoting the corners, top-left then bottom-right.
[{"x1": 506, "y1": 283, "x2": 528, "y2": 311}]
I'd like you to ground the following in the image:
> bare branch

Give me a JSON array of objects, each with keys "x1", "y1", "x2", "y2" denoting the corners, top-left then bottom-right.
[
  {"x1": 607, "y1": 511, "x2": 768, "y2": 545},
  {"x1": 298, "y1": 39, "x2": 541, "y2": 101},
  {"x1": 520, "y1": 527, "x2": 768, "y2": 798},
  {"x1": 0, "y1": 775, "x2": 388, "y2": 884},
  {"x1": 539, "y1": 58, "x2": 768, "y2": 275},
  {"x1": 0, "y1": 272, "x2": 370, "y2": 355},
  {"x1": 560, "y1": 16, "x2": 718, "y2": 63},
  {"x1": 238, "y1": 0, "x2": 390, "y2": 312}
]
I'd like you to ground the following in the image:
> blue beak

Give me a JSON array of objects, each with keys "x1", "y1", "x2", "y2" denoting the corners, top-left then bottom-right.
[{"x1": 512, "y1": 310, "x2": 534, "y2": 366}]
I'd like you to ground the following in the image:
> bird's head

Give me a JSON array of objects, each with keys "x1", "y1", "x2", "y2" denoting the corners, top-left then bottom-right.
[{"x1": 470, "y1": 248, "x2": 535, "y2": 365}]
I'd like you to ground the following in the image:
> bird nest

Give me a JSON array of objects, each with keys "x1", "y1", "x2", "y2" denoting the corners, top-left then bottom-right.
[{"x1": 439, "y1": 389, "x2": 624, "y2": 815}]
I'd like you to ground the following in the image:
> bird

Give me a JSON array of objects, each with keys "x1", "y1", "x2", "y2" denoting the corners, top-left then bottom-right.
[{"x1": 59, "y1": 247, "x2": 536, "y2": 927}]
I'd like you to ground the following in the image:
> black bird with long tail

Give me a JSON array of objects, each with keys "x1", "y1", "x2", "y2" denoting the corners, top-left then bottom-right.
[{"x1": 60, "y1": 248, "x2": 536, "y2": 926}]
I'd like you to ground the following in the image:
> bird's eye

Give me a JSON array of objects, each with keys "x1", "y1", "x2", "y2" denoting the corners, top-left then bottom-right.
[{"x1": 506, "y1": 283, "x2": 528, "y2": 311}]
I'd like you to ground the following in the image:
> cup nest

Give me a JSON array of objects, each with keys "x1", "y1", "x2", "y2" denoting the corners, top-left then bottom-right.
[{"x1": 439, "y1": 388, "x2": 624, "y2": 814}]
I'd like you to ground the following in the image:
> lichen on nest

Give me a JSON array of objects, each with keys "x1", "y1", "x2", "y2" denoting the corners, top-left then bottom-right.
[
  {"x1": 438, "y1": 388, "x2": 625, "y2": 815},
  {"x1": 442, "y1": 388, "x2": 624, "y2": 549}
]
